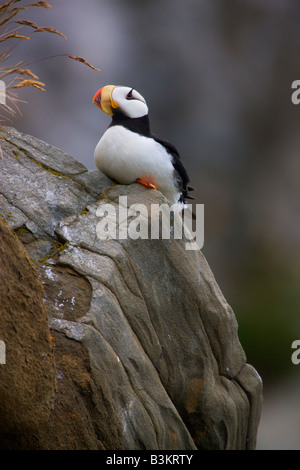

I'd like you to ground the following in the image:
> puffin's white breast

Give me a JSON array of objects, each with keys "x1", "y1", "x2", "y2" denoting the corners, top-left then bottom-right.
[{"x1": 94, "y1": 126, "x2": 180, "y2": 203}]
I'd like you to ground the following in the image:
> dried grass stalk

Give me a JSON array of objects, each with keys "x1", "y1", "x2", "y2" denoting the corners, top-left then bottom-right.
[
  {"x1": 0, "y1": 0, "x2": 100, "y2": 121},
  {"x1": 29, "y1": 2, "x2": 52, "y2": 8},
  {"x1": 68, "y1": 55, "x2": 100, "y2": 71},
  {"x1": 0, "y1": 32, "x2": 30, "y2": 42},
  {"x1": 0, "y1": 8, "x2": 26, "y2": 27},
  {"x1": 13, "y1": 67, "x2": 39, "y2": 78},
  {"x1": 0, "y1": 2, "x2": 15, "y2": 13},
  {"x1": 33, "y1": 26, "x2": 67, "y2": 39},
  {"x1": 10, "y1": 79, "x2": 46, "y2": 91},
  {"x1": 0, "y1": 66, "x2": 38, "y2": 79},
  {"x1": 15, "y1": 20, "x2": 38, "y2": 28}
]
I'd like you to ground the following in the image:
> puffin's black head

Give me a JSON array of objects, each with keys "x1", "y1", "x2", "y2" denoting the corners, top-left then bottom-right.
[{"x1": 93, "y1": 85, "x2": 148, "y2": 119}]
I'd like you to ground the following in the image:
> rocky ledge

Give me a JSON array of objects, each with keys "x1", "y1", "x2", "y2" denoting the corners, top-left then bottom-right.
[{"x1": 0, "y1": 126, "x2": 262, "y2": 450}]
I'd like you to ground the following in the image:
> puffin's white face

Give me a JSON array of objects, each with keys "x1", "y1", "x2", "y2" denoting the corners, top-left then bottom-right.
[{"x1": 93, "y1": 85, "x2": 148, "y2": 119}]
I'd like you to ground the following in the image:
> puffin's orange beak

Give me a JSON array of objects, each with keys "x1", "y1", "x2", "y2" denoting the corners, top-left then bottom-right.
[
  {"x1": 92, "y1": 88, "x2": 102, "y2": 107},
  {"x1": 93, "y1": 85, "x2": 118, "y2": 116}
]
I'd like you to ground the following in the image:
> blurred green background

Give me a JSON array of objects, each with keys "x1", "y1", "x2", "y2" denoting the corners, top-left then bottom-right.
[{"x1": 5, "y1": 0, "x2": 300, "y2": 449}]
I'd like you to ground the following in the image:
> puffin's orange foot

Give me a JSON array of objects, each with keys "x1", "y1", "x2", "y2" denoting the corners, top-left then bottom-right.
[{"x1": 136, "y1": 178, "x2": 157, "y2": 190}]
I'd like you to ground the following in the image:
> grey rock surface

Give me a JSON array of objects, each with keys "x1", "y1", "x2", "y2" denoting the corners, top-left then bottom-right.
[{"x1": 0, "y1": 126, "x2": 262, "y2": 449}]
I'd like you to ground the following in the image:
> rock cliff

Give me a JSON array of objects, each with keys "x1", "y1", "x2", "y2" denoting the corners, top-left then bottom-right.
[{"x1": 0, "y1": 126, "x2": 262, "y2": 449}]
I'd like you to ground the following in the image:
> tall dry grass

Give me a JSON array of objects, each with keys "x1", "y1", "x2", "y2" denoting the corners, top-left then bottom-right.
[{"x1": 0, "y1": 0, "x2": 99, "y2": 120}]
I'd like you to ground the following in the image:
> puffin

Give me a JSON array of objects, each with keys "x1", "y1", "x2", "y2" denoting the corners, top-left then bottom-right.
[{"x1": 92, "y1": 85, "x2": 195, "y2": 206}]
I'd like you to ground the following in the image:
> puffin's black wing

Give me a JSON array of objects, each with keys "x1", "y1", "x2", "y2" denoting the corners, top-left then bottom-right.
[{"x1": 151, "y1": 133, "x2": 194, "y2": 202}]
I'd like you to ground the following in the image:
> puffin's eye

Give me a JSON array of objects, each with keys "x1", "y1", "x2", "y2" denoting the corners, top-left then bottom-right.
[{"x1": 126, "y1": 88, "x2": 134, "y2": 100}]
